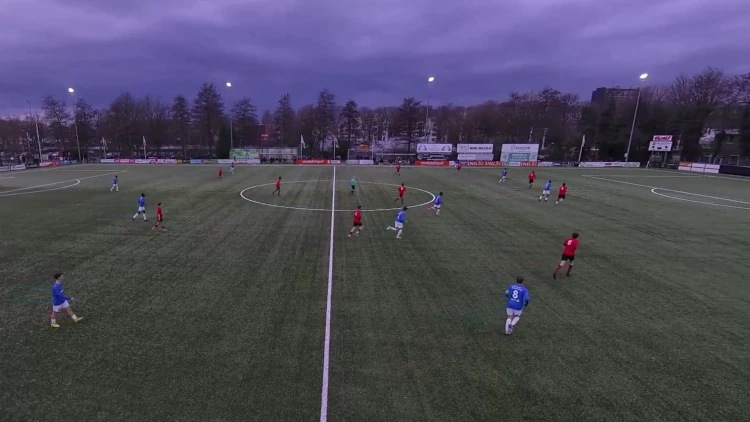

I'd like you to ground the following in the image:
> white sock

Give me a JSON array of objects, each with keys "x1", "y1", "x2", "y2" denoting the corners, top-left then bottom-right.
[
  {"x1": 143, "y1": 214, "x2": 147, "y2": 220},
  {"x1": 72, "y1": 314, "x2": 78, "y2": 321},
  {"x1": 505, "y1": 318, "x2": 512, "y2": 332},
  {"x1": 111, "y1": 186, "x2": 114, "y2": 191},
  {"x1": 511, "y1": 316, "x2": 520, "y2": 327},
  {"x1": 133, "y1": 213, "x2": 139, "y2": 219},
  {"x1": 51, "y1": 318, "x2": 56, "y2": 324},
  {"x1": 396, "y1": 229, "x2": 402, "y2": 238}
]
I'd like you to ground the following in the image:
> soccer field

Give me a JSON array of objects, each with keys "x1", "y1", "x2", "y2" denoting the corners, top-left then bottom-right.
[{"x1": 1, "y1": 164, "x2": 748, "y2": 421}]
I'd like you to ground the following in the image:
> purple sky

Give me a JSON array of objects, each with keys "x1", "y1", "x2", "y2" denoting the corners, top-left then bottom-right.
[{"x1": 2, "y1": 0, "x2": 749, "y2": 115}]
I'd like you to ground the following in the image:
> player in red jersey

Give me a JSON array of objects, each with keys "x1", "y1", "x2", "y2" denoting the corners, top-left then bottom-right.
[
  {"x1": 528, "y1": 171, "x2": 536, "y2": 188},
  {"x1": 555, "y1": 183, "x2": 567, "y2": 205},
  {"x1": 394, "y1": 183, "x2": 406, "y2": 204},
  {"x1": 152, "y1": 202, "x2": 167, "y2": 231},
  {"x1": 553, "y1": 232, "x2": 579, "y2": 279},
  {"x1": 348, "y1": 205, "x2": 363, "y2": 238},
  {"x1": 394, "y1": 161, "x2": 401, "y2": 175},
  {"x1": 455, "y1": 162, "x2": 462, "y2": 174},
  {"x1": 272, "y1": 177, "x2": 281, "y2": 195},
  {"x1": 217, "y1": 167, "x2": 223, "y2": 180}
]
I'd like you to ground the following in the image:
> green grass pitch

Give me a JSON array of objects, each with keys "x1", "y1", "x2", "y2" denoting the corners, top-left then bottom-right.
[{"x1": 0, "y1": 164, "x2": 748, "y2": 421}]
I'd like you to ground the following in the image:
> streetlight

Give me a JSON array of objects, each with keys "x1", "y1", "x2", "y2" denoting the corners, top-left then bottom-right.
[
  {"x1": 67, "y1": 87, "x2": 82, "y2": 162},
  {"x1": 426, "y1": 76, "x2": 435, "y2": 142},
  {"x1": 625, "y1": 73, "x2": 648, "y2": 162},
  {"x1": 225, "y1": 82, "x2": 234, "y2": 150}
]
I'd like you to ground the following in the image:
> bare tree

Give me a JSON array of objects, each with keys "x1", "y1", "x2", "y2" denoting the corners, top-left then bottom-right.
[
  {"x1": 340, "y1": 100, "x2": 360, "y2": 149},
  {"x1": 41, "y1": 95, "x2": 71, "y2": 152}
]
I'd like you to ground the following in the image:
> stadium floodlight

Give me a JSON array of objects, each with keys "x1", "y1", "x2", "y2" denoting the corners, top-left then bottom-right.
[
  {"x1": 68, "y1": 87, "x2": 75, "y2": 93},
  {"x1": 428, "y1": 76, "x2": 435, "y2": 82},
  {"x1": 226, "y1": 82, "x2": 232, "y2": 87},
  {"x1": 626, "y1": 73, "x2": 650, "y2": 162}
]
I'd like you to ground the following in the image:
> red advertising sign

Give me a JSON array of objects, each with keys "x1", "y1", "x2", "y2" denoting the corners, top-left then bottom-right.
[
  {"x1": 415, "y1": 160, "x2": 449, "y2": 166},
  {"x1": 519, "y1": 161, "x2": 538, "y2": 167},
  {"x1": 297, "y1": 159, "x2": 330, "y2": 164},
  {"x1": 463, "y1": 161, "x2": 502, "y2": 167}
]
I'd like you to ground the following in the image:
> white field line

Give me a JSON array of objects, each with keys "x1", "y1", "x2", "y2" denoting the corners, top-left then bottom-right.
[
  {"x1": 320, "y1": 166, "x2": 336, "y2": 422},
  {"x1": 0, "y1": 171, "x2": 124, "y2": 196},
  {"x1": 644, "y1": 168, "x2": 750, "y2": 182},
  {"x1": 582, "y1": 175, "x2": 750, "y2": 206},
  {"x1": 0, "y1": 180, "x2": 81, "y2": 197}
]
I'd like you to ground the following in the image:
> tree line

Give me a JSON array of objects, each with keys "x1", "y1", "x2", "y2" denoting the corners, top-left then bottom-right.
[{"x1": 0, "y1": 68, "x2": 748, "y2": 161}]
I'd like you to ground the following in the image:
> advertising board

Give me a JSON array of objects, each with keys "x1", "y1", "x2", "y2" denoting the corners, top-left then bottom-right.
[
  {"x1": 457, "y1": 153, "x2": 494, "y2": 161},
  {"x1": 415, "y1": 160, "x2": 449, "y2": 166},
  {"x1": 40, "y1": 162, "x2": 56, "y2": 167},
  {"x1": 218, "y1": 159, "x2": 234, "y2": 164},
  {"x1": 0, "y1": 166, "x2": 10, "y2": 172},
  {"x1": 101, "y1": 159, "x2": 114, "y2": 163},
  {"x1": 500, "y1": 144, "x2": 539, "y2": 164},
  {"x1": 12, "y1": 164, "x2": 27, "y2": 171},
  {"x1": 578, "y1": 161, "x2": 638, "y2": 168},
  {"x1": 296, "y1": 159, "x2": 340, "y2": 165},
  {"x1": 457, "y1": 144, "x2": 494, "y2": 153},
  {"x1": 235, "y1": 159, "x2": 260, "y2": 164},
  {"x1": 417, "y1": 153, "x2": 450, "y2": 160},
  {"x1": 648, "y1": 136, "x2": 673, "y2": 151},
  {"x1": 462, "y1": 161, "x2": 502, "y2": 167},
  {"x1": 537, "y1": 161, "x2": 559, "y2": 167},
  {"x1": 25, "y1": 163, "x2": 40, "y2": 169},
  {"x1": 157, "y1": 159, "x2": 177, "y2": 164},
  {"x1": 230, "y1": 149, "x2": 260, "y2": 159},
  {"x1": 416, "y1": 144, "x2": 452, "y2": 153}
]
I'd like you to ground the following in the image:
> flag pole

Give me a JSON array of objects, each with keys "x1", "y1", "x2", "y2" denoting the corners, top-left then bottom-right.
[{"x1": 143, "y1": 136, "x2": 147, "y2": 159}]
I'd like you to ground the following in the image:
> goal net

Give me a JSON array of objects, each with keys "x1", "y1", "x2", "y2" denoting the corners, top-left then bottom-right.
[{"x1": 374, "y1": 152, "x2": 416, "y2": 165}]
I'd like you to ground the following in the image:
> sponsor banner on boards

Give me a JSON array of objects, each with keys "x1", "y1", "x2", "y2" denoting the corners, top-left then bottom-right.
[
  {"x1": 218, "y1": 159, "x2": 233, "y2": 164},
  {"x1": 457, "y1": 153, "x2": 494, "y2": 161},
  {"x1": 346, "y1": 159, "x2": 374, "y2": 165},
  {"x1": 40, "y1": 161, "x2": 56, "y2": 167},
  {"x1": 12, "y1": 164, "x2": 27, "y2": 171},
  {"x1": 415, "y1": 160, "x2": 449, "y2": 166},
  {"x1": 457, "y1": 144, "x2": 494, "y2": 153},
  {"x1": 462, "y1": 161, "x2": 502, "y2": 167},
  {"x1": 537, "y1": 161, "x2": 559, "y2": 167},
  {"x1": 101, "y1": 159, "x2": 114, "y2": 163},
  {"x1": 506, "y1": 161, "x2": 538, "y2": 167},
  {"x1": 297, "y1": 159, "x2": 333, "y2": 164},
  {"x1": 416, "y1": 143, "x2": 452, "y2": 153},
  {"x1": 236, "y1": 158, "x2": 260, "y2": 164},
  {"x1": 25, "y1": 163, "x2": 40, "y2": 169},
  {"x1": 578, "y1": 161, "x2": 638, "y2": 168},
  {"x1": 0, "y1": 165, "x2": 10, "y2": 172}
]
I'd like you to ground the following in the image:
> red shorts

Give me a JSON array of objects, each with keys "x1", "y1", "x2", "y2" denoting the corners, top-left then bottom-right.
[
  {"x1": 157, "y1": 216, "x2": 163, "y2": 222},
  {"x1": 398, "y1": 193, "x2": 404, "y2": 197}
]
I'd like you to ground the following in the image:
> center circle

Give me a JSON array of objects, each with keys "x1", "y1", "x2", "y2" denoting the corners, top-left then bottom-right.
[{"x1": 239, "y1": 180, "x2": 436, "y2": 212}]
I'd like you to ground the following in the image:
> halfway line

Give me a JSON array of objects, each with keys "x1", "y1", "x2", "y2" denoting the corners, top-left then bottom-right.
[{"x1": 320, "y1": 165, "x2": 336, "y2": 422}]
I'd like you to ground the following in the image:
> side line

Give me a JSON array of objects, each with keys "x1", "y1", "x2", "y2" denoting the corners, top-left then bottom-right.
[
  {"x1": 0, "y1": 171, "x2": 124, "y2": 195},
  {"x1": 320, "y1": 166, "x2": 336, "y2": 422},
  {"x1": 651, "y1": 188, "x2": 750, "y2": 210},
  {"x1": 582, "y1": 175, "x2": 750, "y2": 204},
  {"x1": 0, "y1": 180, "x2": 81, "y2": 197}
]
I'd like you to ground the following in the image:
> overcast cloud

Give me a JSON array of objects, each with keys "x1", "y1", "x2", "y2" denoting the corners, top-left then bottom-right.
[{"x1": 1, "y1": 0, "x2": 748, "y2": 114}]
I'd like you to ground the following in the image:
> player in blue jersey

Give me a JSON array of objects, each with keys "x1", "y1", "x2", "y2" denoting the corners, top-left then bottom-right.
[
  {"x1": 504, "y1": 276, "x2": 529, "y2": 335},
  {"x1": 132, "y1": 193, "x2": 147, "y2": 221},
  {"x1": 350, "y1": 177, "x2": 357, "y2": 196},
  {"x1": 386, "y1": 206, "x2": 407, "y2": 239},
  {"x1": 50, "y1": 273, "x2": 83, "y2": 328},
  {"x1": 499, "y1": 168, "x2": 508, "y2": 183},
  {"x1": 428, "y1": 192, "x2": 443, "y2": 216},
  {"x1": 539, "y1": 180, "x2": 552, "y2": 201},
  {"x1": 110, "y1": 175, "x2": 119, "y2": 192},
  {"x1": 230, "y1": 161, "x2": 235, "y2": 175}
]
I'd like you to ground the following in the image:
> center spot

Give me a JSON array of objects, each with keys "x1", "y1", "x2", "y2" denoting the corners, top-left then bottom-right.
[{"x1": 239, "y1": 180, "x2": 436, "y2": 212}]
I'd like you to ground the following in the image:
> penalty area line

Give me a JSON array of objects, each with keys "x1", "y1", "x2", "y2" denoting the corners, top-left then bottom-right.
[{"x1": 320, "y1": 166, "x2": 335, "y2": 422}]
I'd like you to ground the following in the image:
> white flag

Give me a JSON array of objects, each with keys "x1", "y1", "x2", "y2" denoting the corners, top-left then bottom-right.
[
  {"x1": 581, "y1": 134, "x2": 586, "y2": 148},
  {"x1": 143, "y1": 136, "x2": 147, "y2": 148},
  {"x1": 300, "y1": 135, "x2": 305, "y2": 148}
]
